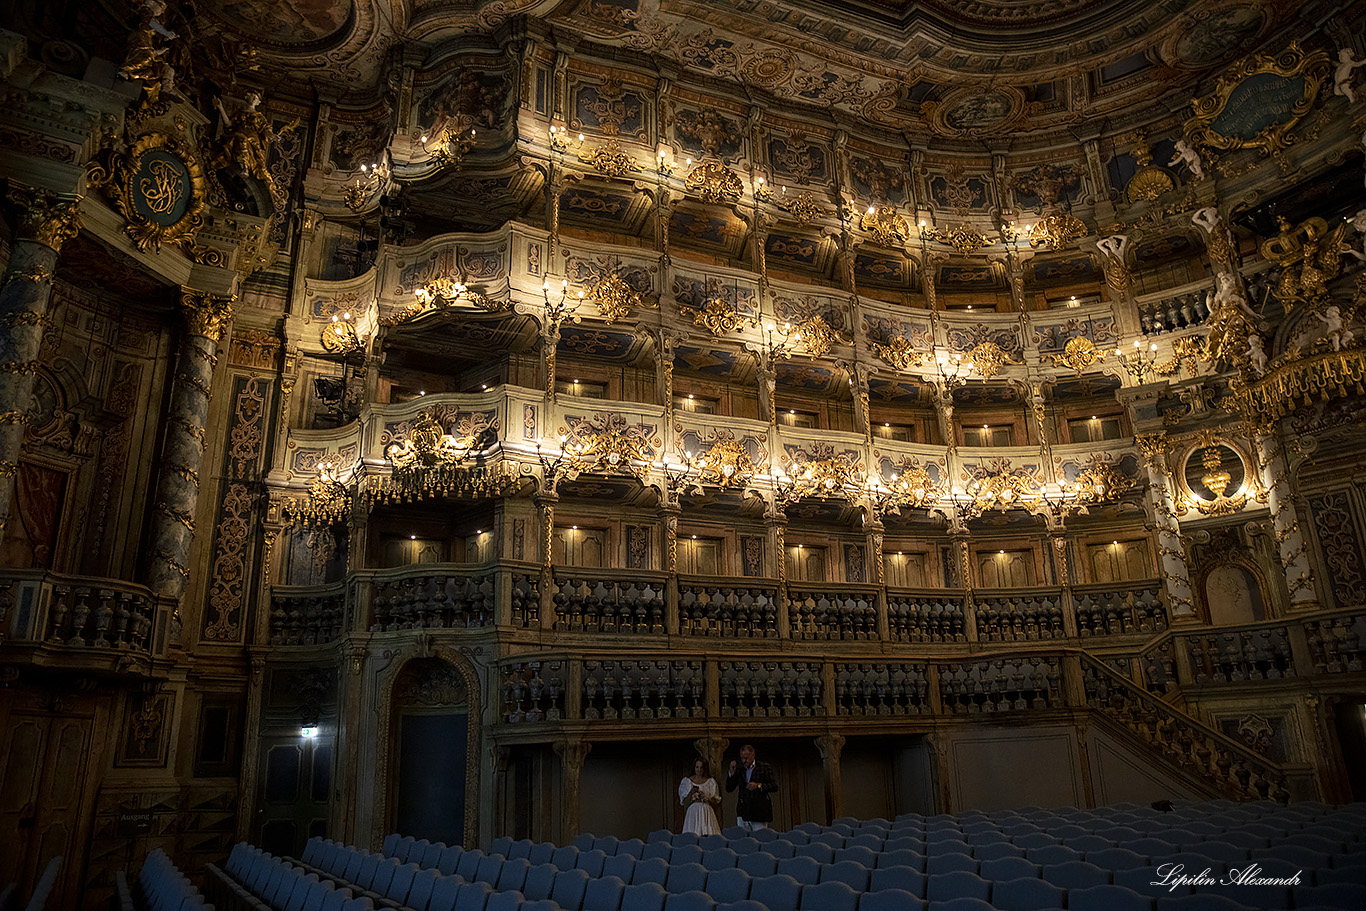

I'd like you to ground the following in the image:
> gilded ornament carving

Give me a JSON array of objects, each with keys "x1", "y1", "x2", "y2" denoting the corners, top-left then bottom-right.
[
  {"x1": 587, "y1": 273, "x2": 642, "y2": 324},
  {"x1": 965, "y1": 341, "x2": 1008, "y2": 380},
  {"x1": 683, "y1": 434, "x2": 760, "y2": 491},
  {"x1": 873, "y1": 336, "x2": 925, "y2": 371},
  {"x1": 4, "y1": 186, "x2": 83, "y2": 252},
  {"x1": 680, "y1": 294, "x2": 758, "y2": 337},
  {"x1": 684, "y1": 161, "x2": 743, "y2": 203},
  {"x1": 578, "y1": 138, "x2": 637, "y2": 178},
  {"x1": 1184, "y1": 43, "x2": 1331, "y2": 158},
  {"x1": 1027, "y1": 212, "x2": 1087, "y2": 251},
  {"x1": 561, "y1": 412, "x2": 660, "y2": 479},
  {"x1": 1051, "y1": 336, "x2": 1106, "y2": 375},
  {"x1": 180, "y1": 289, "x2": 235, "y2": 342},
  {"x1": 943, "y1": 223, "x2": 989, "y2": 255},
  {"x1": 87, "y1": 132, "x2": 206, "y2": 252},
  {"x1": 1258, "y1": 216, "x2": 1351, "y2": 309},
  {"x1": 860, "y1": 205, "x2": 910, "y2": 247}
]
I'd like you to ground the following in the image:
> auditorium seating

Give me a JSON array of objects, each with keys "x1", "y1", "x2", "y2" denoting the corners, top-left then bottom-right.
[
  {"x1": 120, "y1": 849, "x2": 212, "y2": 911},
  {"x1": 206, "y1": 800, "x2": 1366, "y2": 910}
]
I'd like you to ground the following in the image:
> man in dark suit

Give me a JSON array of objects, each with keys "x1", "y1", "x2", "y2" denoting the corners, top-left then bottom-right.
[{"x1": 726, "y1": 743, "x2": 777, "y2": 830}]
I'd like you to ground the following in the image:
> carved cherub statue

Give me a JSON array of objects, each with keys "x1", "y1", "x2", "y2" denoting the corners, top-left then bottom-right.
[
  {"x1": 1318, "y1": 304, "x2": 1356, "y2": 351},
  {"x1": 1168, "y1": 139, "x2": 1204, "y2": 181},
  {"x1": 120, "y1": 0, "x2": 178, "y2": 103},
  {"x1": 1335, "y1": 48, "x2": 1366, "y2": 104},
  {"x1": 1247, "y1": 333, "x2": 1267, "y2": 375}
]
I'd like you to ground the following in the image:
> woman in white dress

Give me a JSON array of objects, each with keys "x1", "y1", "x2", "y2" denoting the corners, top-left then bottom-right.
[{"x1": 678, "y1": 758, "x2": 721, "y2": 836}]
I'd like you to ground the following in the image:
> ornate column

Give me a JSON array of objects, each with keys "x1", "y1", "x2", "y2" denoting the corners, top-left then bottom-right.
[
  {"x1": 767, "y1": 506, "x2": 790, "y2": 638},
  {"x1": 0, "y1": 186, "x2": 82, "y2": 543},
  {"x1": 554, "y1": 738, "x2": 592, "y2": 844},
  {"x1": 1137, "y1": 433, "x2": 1196, "y2": 621},
  {"x1": 1255, "y1": 432, "x2": 1318, "y2": 610},
  {"x1": 695, "y1": 736, "x2": 729, "y2": 786},
  {"x1": 145, "y1": 289, "x2": 234, "y2": 611},
  {"x1": 815, "y1": 733, "x2": 846, "y2": 822}
]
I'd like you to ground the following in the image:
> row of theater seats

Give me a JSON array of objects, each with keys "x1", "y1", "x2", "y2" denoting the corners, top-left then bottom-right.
[
  {"x1": 212, "y1": 800, "x2": 1366, "y2": 911},
  {"x1": 208, "y1": 841, "x2": 559, "y2": 911},
  {"x1": 119, "y1": 849, "x2": 213, "y2": 911},
  {"x1": 4, "y1": 858, "x2": 61, "y2": 911}
]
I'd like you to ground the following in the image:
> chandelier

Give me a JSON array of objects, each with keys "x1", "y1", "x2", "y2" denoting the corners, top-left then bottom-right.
[
  {"x1": 684, "y1": 438, "x2": 760, "y2": 489},
  {"x1": 289, "y1": 460, "x2": 353, "y2": 526},
  {"x1": 774, "y1": 453, "x2": 864, "y2": 504},
  {"x1": 376, "y1": 412, "x2": 504, "y2": 502},
  {"x1": 952, "y1": 471, "x2": 1043, "y2": 519},
  {"x1": 760, "y1": 315, "x2": 841, "y2": 361},
  {"x1": 869, "y1": 465, "x2": 940, "y2": 516}
]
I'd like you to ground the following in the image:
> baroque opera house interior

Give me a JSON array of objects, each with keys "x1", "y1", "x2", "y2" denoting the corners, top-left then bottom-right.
[{"x1": 6, "y1": 0, "x2": 1366, "y2": 908}]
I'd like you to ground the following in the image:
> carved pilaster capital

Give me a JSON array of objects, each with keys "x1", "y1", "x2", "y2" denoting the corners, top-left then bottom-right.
[
  {"x1": 5, "y1": 185, "x2": 83, "y2": 252},
  {"x1": 180, "y1": 288, "x2": 236, "y2": 342},
  {"x1": 815, "y1": 733, "x2": 846, "y2": 762}
]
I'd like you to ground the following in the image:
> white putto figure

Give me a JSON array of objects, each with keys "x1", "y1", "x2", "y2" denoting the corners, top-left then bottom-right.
[
  {"x1": 1334, "y1": 48, "x2": 1366, "y2": 104},
  {"x1": 1169, "y1": 139, "x2": 1204, "y2": 181},
  {"x1": 1319, "y1": 304, "x2": 1356, "y2": 352},
  {"x1": 1247, "y1": 333, "x2": 1267, "y2": 375}
]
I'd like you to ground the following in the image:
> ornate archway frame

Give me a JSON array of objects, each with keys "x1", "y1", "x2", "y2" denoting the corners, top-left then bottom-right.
[
  {"x1": 370, "y1": 643, "x2": 485, "y2": 848},
  {"x1": 1194, "y1": 552, "x2": 1275, "y2": 625}
]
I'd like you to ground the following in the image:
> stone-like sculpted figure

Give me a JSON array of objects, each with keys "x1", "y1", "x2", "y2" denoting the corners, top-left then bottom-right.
[
  {"x1": 1335, "y1": 48, "x2": 1366, "y2": 104},
  {"x1": 1169, "y1": 139, "x2": 1204, "y2": 181}
]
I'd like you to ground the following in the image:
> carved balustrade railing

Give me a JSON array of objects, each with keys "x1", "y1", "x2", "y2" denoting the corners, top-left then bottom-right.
[
  {"x1": 1139, "y1": 290, "x2": 1210, "y2": 335},
  {"x1": 938, "y1": 657, "x2": 1064, "y2": 713},
  {"x1": 1186, "y1": 626, "x2": 1294, "y2": 683},
  {"x1": 271, "y1": 584, "x2": 347, "y2": 645},
  {"x1": 787, "y1": 583, "x2": 880, "y2": 641},
  {"x1": 719, "y1": 660, "x2": 824, "y2": 718},
  {"x1": 372, "y1": 573, "x2": 495, "y2": 631},
  {"x1": 582, "y1": 659, "x2": 706, "y2": 720},
  {"x1": 974, "y1": 589, "x2": 1067, "y2": 642},
  {"x1": 886, "y1": 590, "x2": 967, "y2": 643},
  {"x1": 1073, "y1": 582, "x2": 1167, "y2": 637},
  {"x1": 1303, "y1": 612, "x2": 1366, "y2": 673},
  {"x1": 509, "y1": 573, "x2": 541, "y2": 628},
  {"x1": 1080, "y1": 653, "x2": 1293, "y2": 801},
  {"x1": 501, "y1": 659, "x2": 567, "y2": 722},
  {"x1": 0, "y1": 570, "x2": 172, "y2": 659},
  {"x1": 834, "y1": 662, "x2": 931, "y2": 715},
  {"x1": 551, "y1": 570, "x2": 667, "y2": 634},
  {"x1": 677, "y1": 578, "x2": 779, "y2": 638}
]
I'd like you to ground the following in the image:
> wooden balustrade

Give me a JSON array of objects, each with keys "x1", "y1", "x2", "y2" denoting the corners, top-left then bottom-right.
[{"x1": 0, "y1": 570, "x2": 171, "y2": 661}]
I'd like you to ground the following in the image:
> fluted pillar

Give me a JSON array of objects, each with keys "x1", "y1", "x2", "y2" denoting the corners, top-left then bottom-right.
[
  {"x1": 145, "y1": 289, "x2": 234, "y2": 604},
  {"x1": 0, "y1": 186, "x2": 82, "y2": 544},
  {"x1": 1256, "y1": 433, "x2": 1318, "y2": 610},
  {"x1": 1137, "y1": 434, "x2": 1197, "y2": 620}
]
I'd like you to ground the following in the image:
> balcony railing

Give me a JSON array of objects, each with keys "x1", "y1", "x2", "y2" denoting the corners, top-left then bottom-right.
[
  {"x1": 0, "y1": 570, "x2": 174, "y2": 666},
  {"x1": 266, "y1": 563, "x2": 1180, "y2": 647}
]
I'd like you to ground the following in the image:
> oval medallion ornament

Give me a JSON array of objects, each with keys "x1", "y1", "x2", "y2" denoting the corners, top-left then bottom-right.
[
  {"x1": 89, "y1": 131, "x2": 208, "y2": 253},
  {"x1": 133, "y1": 149, "x2": 191, "y2": 226}
]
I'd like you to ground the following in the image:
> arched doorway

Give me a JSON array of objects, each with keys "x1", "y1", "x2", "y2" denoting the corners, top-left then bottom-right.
[{"x1": 388, "y1": 658, "x2": 474, "y2": 845}]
